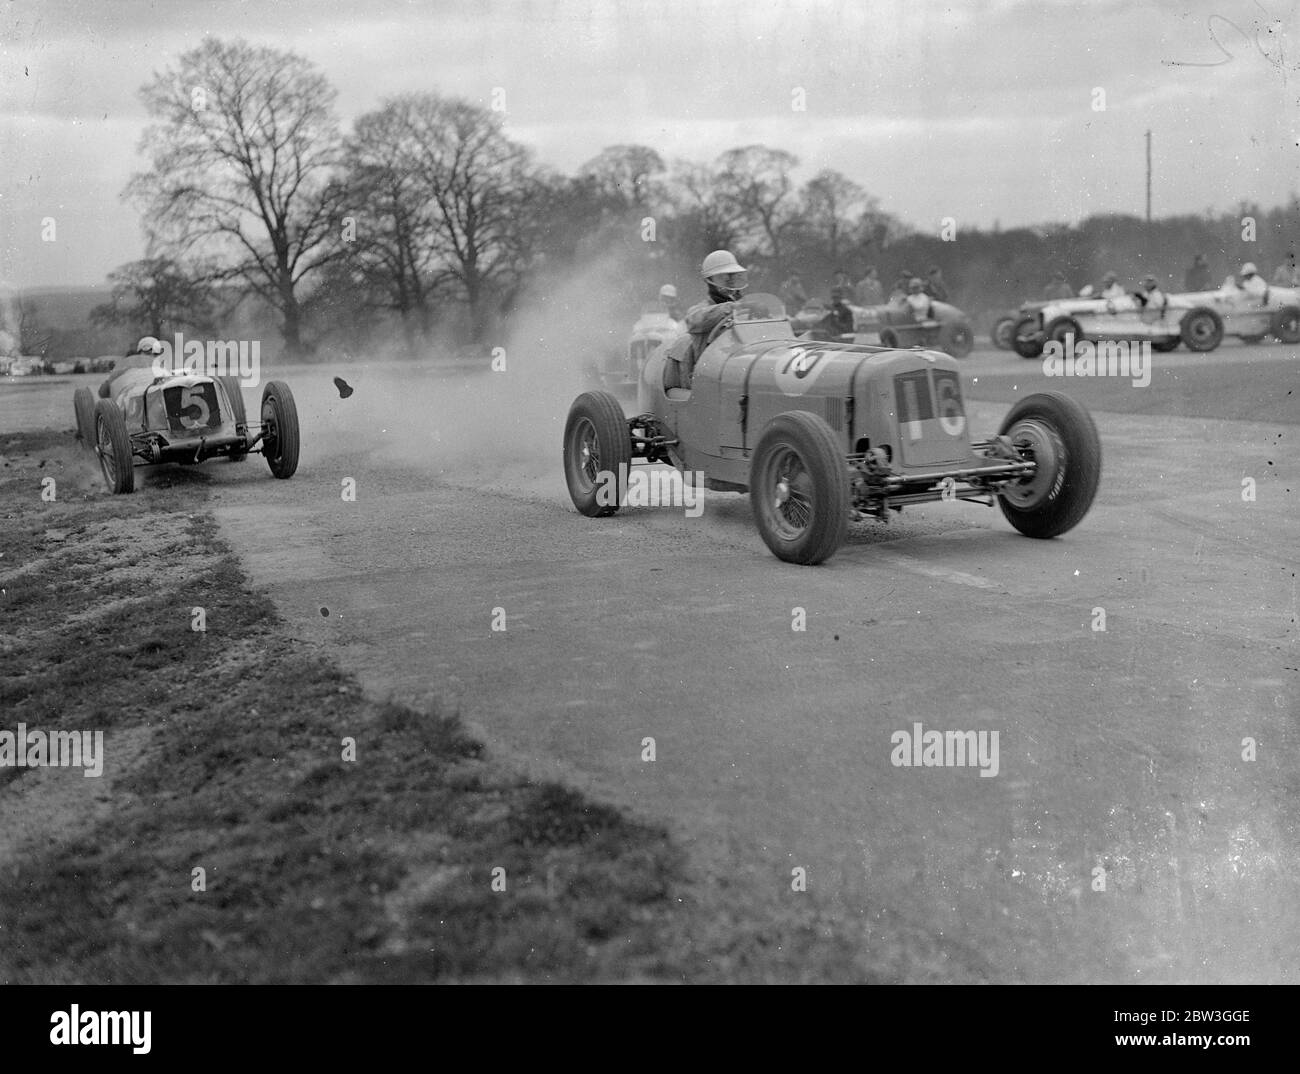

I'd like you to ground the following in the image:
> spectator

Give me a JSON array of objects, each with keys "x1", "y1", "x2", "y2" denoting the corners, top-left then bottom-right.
[
  {"x1": 854, "y1": 266, "x2": 883, "y2": 307},
  {"x1": 1044, "y1": 271, "x2": 1074, "y2": 301},
  {"x1": 780, "y1": 273, "x2": 807, "y2": 313},
  {"x1": 1184, "y1": 253, "x2": 1212, "y2": 293},
  {"x1": 1272, "y1": 257, "x2": 1298, "y2": 287},
  {"x1": 832, "y1": 268, "x2": 854, "y2": 294},
  {"x1": 924, "y1": 266, "x2": 949, "y2": 303}
]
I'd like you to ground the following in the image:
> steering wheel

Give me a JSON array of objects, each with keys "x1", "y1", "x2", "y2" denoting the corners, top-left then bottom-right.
[{"x1": 705, "y1": 313, "x2": 734, "y2": 346}]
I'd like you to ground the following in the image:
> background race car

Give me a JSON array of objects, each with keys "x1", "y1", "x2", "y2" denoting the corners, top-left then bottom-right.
[
  {"x1": 1013, "y1": 284, "x2": 1300, "y2": 358},
  {"x1": 73, "y1": 368, "x2": 300, "y2": 494},
  {"x1": 585, "y1": 304, "x2": 682, "y2": 394},
  {"x1": 853, "y1": 300, "x2": 975, "y2": 358}
]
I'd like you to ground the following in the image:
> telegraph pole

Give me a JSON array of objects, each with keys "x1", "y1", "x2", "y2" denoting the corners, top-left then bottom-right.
[{"x1": 1145, "y1": 130, "x2": 1152, "y2": 225}]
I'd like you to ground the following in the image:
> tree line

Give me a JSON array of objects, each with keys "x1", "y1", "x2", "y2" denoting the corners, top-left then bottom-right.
[{"x1": 83, "y1": 37, "x2": 1300, "y2": 358}]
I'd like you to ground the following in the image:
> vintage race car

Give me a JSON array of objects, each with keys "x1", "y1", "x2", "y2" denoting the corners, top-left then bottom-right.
[
  {"x1": 1012, "y1": 284, "x2": 1300, "y2": 358},
  {"x1": 586, "y1": 305, "x2": 683, "y2": 392},
  {"x1": 852, "y1": 299, "x2": 975, "y2": 358},
  {"x1": 73, "y1": 368, "x2": 300, "y2": 494},
  {"x1": 562, "y1": 293, "x2": 1101, "y2": 565}
]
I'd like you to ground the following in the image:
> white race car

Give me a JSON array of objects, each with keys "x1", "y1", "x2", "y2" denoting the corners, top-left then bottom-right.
[{"x1": 1013, "y1": 283, "x2": 1300, "y2": 358}]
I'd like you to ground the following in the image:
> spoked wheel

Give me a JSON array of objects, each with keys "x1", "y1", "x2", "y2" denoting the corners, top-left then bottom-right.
[
  {"x1": 941, "y1": 323, "x2": 974, "y2": 357},
  {"x1": 93, "y1": 399, "x2": 135, "y2": 494},
  {"x1": 1012, "y1": 316, "x2": 1044, "y2": 358},
  {"x1": 1272, "y1": 306, "x2": 1300, "y2": 344},
  {"x1": 750, "y1": 411, "x2": 848, "y2": 565},
  {"x1": 1180, "y1": 307, "x2": 1224, "y2": 352},
  {"x1": 563, "y1": 391, "x2": 632, "y2": 517},
  {"x1": 992, "y1": 316, "x2": 1016, "y2": 350},
  {"x1": 219, "y1": 376, "x2": 249, "y2": 461},
  {"x1": 261, "y1": 380, "x2": 300, "y2": 479}
]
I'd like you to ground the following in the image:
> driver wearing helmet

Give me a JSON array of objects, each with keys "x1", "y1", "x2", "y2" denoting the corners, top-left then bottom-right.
[
  {"x1": 666, "y1": 250, "x2": 748, "y2": 388},
  {"x1": 903, "y1": 276, "x2": 932, "y2": 321},
  {"x1": 100, "y1": 335, "x2": 165, "y2": 399},
  {"x1": 1229, "y1": 262, "x2": 1268, "y2": 299},
  {"x1": 658, "y1": 283, "x2": 684, "y2": 321},
  {"x1": 1135, "y1": 274, "x2": 1165, "y2": 308}
]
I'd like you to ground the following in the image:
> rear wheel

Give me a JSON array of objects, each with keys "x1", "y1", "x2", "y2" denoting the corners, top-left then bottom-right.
[
  {"x1": 1271, "y1": 306, "x2": 1300, "y2": 344},
  {"x1": 750, "y1": 411, "x2": 849, "y2": 565},
  {"x1": 1180, "y1": 307, "x2": 1224, "y2": 352},
  {"x1": 219, "y1": 376, "x2": 248, "y2": 461},
  {"x1": 1012, "y1": 316, "x2": 1044, "y2": 358},
  {"x1": 992, "y1": 316, "x2": 1016, "y2": 350},
  {"x1": 93, "y1": 399, "x2": 134, "y2": 494},
  {"x1": 940, "y1": 323, "x2": 974, "y2": 357},
  {"x1": 563, "y1": 391, "x2": 632, "y2": 517},
  {"x1": 74, "y1": 387, "x2": 96, "y2": 444},
  {"x1": 996, "y1": 391, "x2": 1101, "y2": 539},
  {"x1": 261, "y1": 381, "x2": 300, "y2": 479}
]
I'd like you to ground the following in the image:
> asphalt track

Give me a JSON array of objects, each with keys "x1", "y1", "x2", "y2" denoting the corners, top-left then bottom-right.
[{"x1": 5, "y1": 340, "x2": 1298, "y2": 982}]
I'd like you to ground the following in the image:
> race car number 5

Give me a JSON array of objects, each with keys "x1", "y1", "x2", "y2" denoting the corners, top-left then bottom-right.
[{"x1": 178, "y1": 385, "x2": 210, "y2": 428}]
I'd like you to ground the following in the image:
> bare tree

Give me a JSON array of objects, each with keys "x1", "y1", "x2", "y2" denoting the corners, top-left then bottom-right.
[
  {"x1": 396, "y1": 94, "x2": 542, "y2": 343},
  {"x1": 127, "y1": 38, "x2": 344, "y2": 355},
  {"x1": 800, "y1": 169, "x2": 870, "y2": 265},
  {"x1": 90, "y1": 257, "x2": 218, "y2": 338},
  {"x1": 712, "y1": 145, "x2": 801, "y2": 263},
  {"x1": 578, "y1": 145, "x2": 666, "y2": 211},
  {"x1": 338, "y1": 99, "x2": 445, "y2": 345}
]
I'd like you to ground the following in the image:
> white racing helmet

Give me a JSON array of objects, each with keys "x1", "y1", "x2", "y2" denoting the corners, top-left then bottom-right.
[
  {"x1": 659, "y1": 284, "x2": 677, "y2": 300},
  {"x1": 701, "y1": 249, "x2": 748, "y2": 300},
  {"x1": 1240, "y1": 262, "x2": 1258, "y2": 277},
  {"x1": 135, "y1": 336, "x2": 164, "y2": 355}
]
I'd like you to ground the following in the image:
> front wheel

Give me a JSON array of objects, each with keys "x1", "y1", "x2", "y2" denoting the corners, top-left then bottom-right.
[
  {"x1": 219, "y1": 376, "x2": 249, "y2": 461},
  {"x1": 991, "y1": 316, "x2": 1016, "y2": 350},
  {"x1": 996, "y1": 391, "x2": 1101, "y2": 539},
  {"x1": 1180, "y1": 307, "x2": 1224, "y2": 352},
  {"x1": 1044, "y1": 317, "x2": 1081, "y2": 353},
  {"x1": 261, "y1": 381, "x2": 300, "y2": 479},
  {"x1": 74, "y1": 387, "x2": 96, "y2": 445},
  {"x1": 563, "y1": 391, "x2": 632, "y2": 517},
  {"x1": 1271, "y1": 306, "x2": 1300, "y2": 344},
  {"x1": 750, "y1": 411, "x2": 849, "y2": 565},
  {"x1": 93, "y1": 399, "x2": 135, "y2": 494}
]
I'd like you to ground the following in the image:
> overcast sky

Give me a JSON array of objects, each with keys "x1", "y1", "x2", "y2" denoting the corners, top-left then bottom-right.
[{"x1": 2, "y1": 0, "x2": 1297, "y2": 288}]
